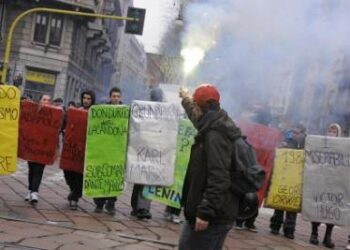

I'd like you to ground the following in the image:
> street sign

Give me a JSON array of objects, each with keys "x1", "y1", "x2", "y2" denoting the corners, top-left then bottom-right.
[{"x1": 125, "y1": 7, "x2": 146, "y2": 35}]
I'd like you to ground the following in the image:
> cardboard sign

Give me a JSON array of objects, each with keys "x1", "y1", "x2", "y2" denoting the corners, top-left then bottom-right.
[
  {"x1": 143, "y1": 119, "x2": 196, "y2": 208},
  {"x1": 237, "y1": 121, "x2": 283, "y2": 204},
  {"x1": 83, "y1": 105, "x2": 130, "y2": 198},
  {"x1": 60, "y1": 108, "x2": 88, "y2": 173},
  {"x1": 302, "y1": 135, "x2": 350, "y2": 226},
  {"x1": 0, "y1": 86, "x2": 20, "y2": 175},
  {"x1": 18, "y1": 101, "x2": 63, "y2": 165},
  {"x1": 265, "y1": 148, "x2": 304, "y2": 212},
  {"x1": 125, "y1": 101, "x2": 181, "y2": 186}
]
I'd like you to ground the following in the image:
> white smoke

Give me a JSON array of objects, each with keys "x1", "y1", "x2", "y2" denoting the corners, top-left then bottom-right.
[{"x1": 182, "y1": 0, "x2": 350, "y2": 131}]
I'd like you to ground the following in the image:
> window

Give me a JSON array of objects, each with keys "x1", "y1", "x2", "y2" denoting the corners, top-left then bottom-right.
[
  {"x1": 33, "y1": 13, "x2": 49, "y2": 43},
  {"x1": 49, "y1": 14, "x2": 63, "y2": 46},
  {"x1": 33, "y1": 13, "x2": 63, "y2": 46}
]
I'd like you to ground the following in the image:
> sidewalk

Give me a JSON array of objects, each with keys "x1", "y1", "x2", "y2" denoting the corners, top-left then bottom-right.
[{"x1": 0, "y1": 160, "x2": 348, "y2": 250}]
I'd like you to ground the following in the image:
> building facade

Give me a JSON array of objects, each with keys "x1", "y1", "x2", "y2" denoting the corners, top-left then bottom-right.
[{"x1": 0, "y1": 0, "x2": 125, "y2": 104}]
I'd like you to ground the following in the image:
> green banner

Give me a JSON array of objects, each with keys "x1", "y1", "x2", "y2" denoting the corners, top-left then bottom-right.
[
  {"x1": 143, "y1": 119, "x2": 196, "y2": 208},
  {"x1": 83, "y1": 105, "x2": 129, "y2": 198}
]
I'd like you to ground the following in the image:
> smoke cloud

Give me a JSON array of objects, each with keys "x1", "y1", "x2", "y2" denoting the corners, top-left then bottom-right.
[{"x1": 182, "y1": 0, "x2": 350, "y2": 132}]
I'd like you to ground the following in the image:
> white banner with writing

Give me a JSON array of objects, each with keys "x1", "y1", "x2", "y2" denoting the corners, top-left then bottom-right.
[
  {"x1": 125, "y1": 101, "x2": 181, "y2": 186},
  {"x1": 302, "y1": 135, "x2": 350, "y2": 226}
]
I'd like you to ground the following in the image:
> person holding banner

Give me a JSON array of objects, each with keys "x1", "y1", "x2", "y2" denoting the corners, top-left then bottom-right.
[
  {"x1": 269, "y1": 123, "x2": 306, "y2": 239},
  {"x1": 130, "y1": 87, "x2": 163, "y2": 219},
  {"x1": 63, "y1": 90, "x2": 95, "y2": 210},
  {"x1": 93, "y1": 87, "x2": 122, "y2": 215},
  {"x1": 178, "y1": 84, "x2": 240, "y2": 250},
  {"x1": 25, "y1": 94, "x2": 52, "y2": 203},
  {"x1": 309, "y1": 123, "x2": 341, "y2": 249}
]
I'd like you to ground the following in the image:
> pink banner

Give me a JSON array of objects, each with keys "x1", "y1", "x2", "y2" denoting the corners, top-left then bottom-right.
[
  {"x1": 236, "y1": 120, "x2": 283, "y2": 204},
  {"x1": 60, "y1": 108, "x2": 88, "y2": 173},
  {"x1": 18, "y1": 101, "x2": 64, "y2": 165}
]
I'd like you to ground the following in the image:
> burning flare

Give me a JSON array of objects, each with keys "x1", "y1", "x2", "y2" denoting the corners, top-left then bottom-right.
[{"x1": 181, "y1": 46, "x2": 205, "y2": 76}]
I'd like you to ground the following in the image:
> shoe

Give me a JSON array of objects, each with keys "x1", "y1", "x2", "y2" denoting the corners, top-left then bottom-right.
[
  {"x1": 69, "y1": 200, "x2": 78, "y2": 210},
  {"x1": 309, "y1": 234, "x2": 319, "y2": 245},
  {"x1": 105, "y1": 202, "x2": 116, "y2": 215},
  {"x1": 346, "y1": 243, "x2": 350, "y2": 250},
  {"x1": 284, "y1": 233, "x2": 295, "y2": 239},
  {"x1": 171, "y1": 215, "x2": 181, "y2": 224},
  {"x1": 235, "y1": 221, "x2": 244, "y2": 230},
  {"x1": 245, "y1": 224, "x2": 258, "y2": 233},
  {"x1": 24, "y1": 192, "x2": 31, "y2": 201},
  {"x1": 30, "y1": 192, "x2": 38, "y2": 203},
  {"x1": 270, "y1": 229, "x2": 279, "y2": 235},
  {"x1": 136, "y1": 209, "x2": 152, "y2": 219},
  {"x1": 94, "y1": 205, "x2": 103, "y2": 213},
  {"x1": 323, "y1": 238, "x2": 335, "y2": 249}
]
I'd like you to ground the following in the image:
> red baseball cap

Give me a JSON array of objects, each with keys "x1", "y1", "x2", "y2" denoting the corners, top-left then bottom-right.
[{"x1": 193, "y1": 84, "x2": 220, "y2": 106}]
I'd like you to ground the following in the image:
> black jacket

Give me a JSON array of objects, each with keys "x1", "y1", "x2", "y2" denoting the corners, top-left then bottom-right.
[{"x1": 181, "y1": 97, "x2": 241, "y2": 224}]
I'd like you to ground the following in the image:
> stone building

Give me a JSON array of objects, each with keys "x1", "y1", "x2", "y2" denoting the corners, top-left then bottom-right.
[{"x1": 0, "y1": 0, "x2": 125, "y2": 104}]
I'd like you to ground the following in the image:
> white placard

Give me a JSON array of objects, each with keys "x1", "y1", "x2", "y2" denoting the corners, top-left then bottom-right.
[
  {"x1": 302, "y1": 135, "x2": 350, "y2": 226},
  {"x1": 125, "y1": 101, "x2": 181, "y2": 186}
]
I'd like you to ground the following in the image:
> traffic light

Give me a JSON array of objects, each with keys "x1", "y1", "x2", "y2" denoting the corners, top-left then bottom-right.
[{"x1": 125, "y1": 7, "x2": 146, "y2": 35}]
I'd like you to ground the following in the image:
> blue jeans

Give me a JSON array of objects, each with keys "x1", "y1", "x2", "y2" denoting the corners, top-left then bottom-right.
[{"x1": 179, "y1": 221, "x2": 233, "y2": 250}]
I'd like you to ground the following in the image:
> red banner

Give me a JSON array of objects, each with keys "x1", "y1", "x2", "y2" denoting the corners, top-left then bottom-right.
[
  {"x1": 236, "y1": 120, "x2": 283, "y2": 204},
  {"x1": 59, "y1": 108, "x2": 88, "y2": 173},
  {"x1": 18, "y1": 101, "x2": 64, "y2": 165}
]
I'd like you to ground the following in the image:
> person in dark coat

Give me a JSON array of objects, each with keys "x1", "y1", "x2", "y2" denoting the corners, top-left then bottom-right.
[
  {"x1": 63, "y1": 90, "x2": 95, "y2": 210},
  {"x1": 269, "y1": 123, "x2": 306, "y2": 239},
  {"x1": 178, "y1": 84, "x2": 240, "y2": 250}
]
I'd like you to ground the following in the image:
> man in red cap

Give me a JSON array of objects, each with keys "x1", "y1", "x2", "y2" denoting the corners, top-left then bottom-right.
[{"x1": 178, "y1": 84, "x2": 241, "y2": 250}]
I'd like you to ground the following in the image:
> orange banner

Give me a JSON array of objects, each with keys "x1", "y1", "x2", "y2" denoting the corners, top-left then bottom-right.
[
  {"x1": 60, "y1": 108, "x2": 88, "y2": 173},
  {"x1": 18, "y1": 101, "x2": 64, "y2": 165}
]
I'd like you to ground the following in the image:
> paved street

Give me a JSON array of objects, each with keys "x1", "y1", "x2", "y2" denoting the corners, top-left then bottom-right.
[{"x1": 0, "y1": 159, "x2": 348, "y2": 250}]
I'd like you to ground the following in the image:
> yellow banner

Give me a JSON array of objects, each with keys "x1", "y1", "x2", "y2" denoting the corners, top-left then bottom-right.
[
  {"x1": 265, "y1": 148, "x2": 305, "y2": 212},
  {"x1": 26, "y1": 70, "x2": 56, "y2": 85},
  {"x1": 0, "y1": 86, "x2": 20, "y2": 175}
]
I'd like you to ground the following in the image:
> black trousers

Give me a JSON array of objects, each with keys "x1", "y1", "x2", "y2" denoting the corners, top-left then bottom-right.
[
  {"x1": 93, "y1": 197, "x2": 117, "y2": 207},
  {"x1": 270, "y1": 209, "x2": 297, "y2": 234},
  {"x1": 131, "y1": 184, "x2": 151, "y2": 211},
  {"x1": 311, "y1": 222, "x2": 334, "y2": 237},
  {"x1": 28, "y1": 161, "x2": 45, "y2": 192},
  {"x1": 63, "y1": 170, "x2": 83, "y2": 202},
  {"x1": 236, "y1": 210, "x2": 258, "y2": 226}
]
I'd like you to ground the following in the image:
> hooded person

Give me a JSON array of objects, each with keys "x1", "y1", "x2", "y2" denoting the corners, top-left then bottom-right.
[
  {"x1": 63, "y1": 90, "x2": 95, "y2": 210},
  {"x1": 178, "y1": 84, "x2": 240, "y2": 250},
  {"x1": 310, "y1": 123, "x2": 341, "y2": 249}
]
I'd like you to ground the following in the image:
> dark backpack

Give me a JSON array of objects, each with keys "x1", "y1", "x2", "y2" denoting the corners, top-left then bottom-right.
[{"x1": 231, "y1": 136, "x2": 266, "y2": 195}]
